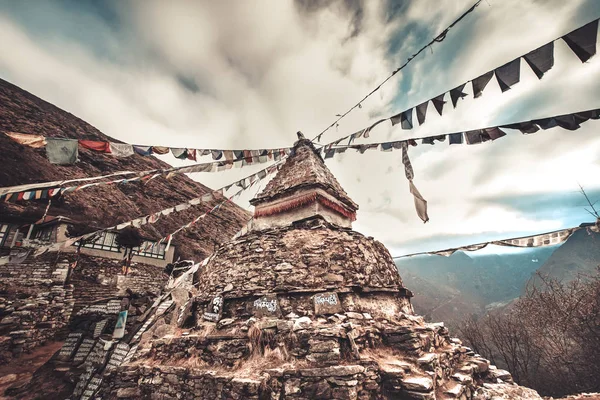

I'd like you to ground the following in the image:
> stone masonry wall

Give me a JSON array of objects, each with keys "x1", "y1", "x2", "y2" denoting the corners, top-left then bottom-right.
[
  {"x1": 0, "y1": 259, "x2": 73, "y2": 362},
  {"x1": 68, "y1": 254, "x2": 167, "y2": 314}
]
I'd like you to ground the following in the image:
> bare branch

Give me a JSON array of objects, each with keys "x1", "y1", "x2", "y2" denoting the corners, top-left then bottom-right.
[{"x1": 578, "y1": 183, "x2": 600, "y2": 219}]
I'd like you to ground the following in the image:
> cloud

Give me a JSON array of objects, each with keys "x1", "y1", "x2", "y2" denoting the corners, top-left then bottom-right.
[{"x1": 0, "y1": 0, "x2": 599, "y2": 256}]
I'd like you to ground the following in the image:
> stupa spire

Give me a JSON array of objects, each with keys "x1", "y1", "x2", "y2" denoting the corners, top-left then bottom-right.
[{"x1": 250, "y1": 136, "x2": 358, "y2": 230}]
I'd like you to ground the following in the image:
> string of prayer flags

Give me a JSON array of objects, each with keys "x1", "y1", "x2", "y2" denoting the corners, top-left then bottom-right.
[
  {"x1": 321, "y1": 108, "x2": 600, "y2": 159},
  {"x1": 146, "y1": 178, "x2": 266, "y2": 252},
  {"x1": 319, "y1": 17, "x2": 599, "y2": 147},
  {"x1": 4, "y1": 129, "x2": 296, "y2": 167},
  {"x1": 0, "y1": 169, "x2": 142, "y2": 199},
  {"x1": 393, "y1": 223, "x2": 599, "y2": 259},
  {"x1": 33, "y1": 159, "x2": 285, "y2": 257},
  {"x1": 311, "y1": 0, "x2": 483, "y2": 143},
  {"x1": 1, "y1": 150, "x2": 289, "y2": 202}
]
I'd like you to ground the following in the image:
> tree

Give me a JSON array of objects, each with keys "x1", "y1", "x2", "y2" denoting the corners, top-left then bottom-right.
[
  {"x1": 115, "y1": 227, "x2": 144, "y2": 275},
  {"x1": 458, "y1": 269, "x2": 600, "y2": 397}
]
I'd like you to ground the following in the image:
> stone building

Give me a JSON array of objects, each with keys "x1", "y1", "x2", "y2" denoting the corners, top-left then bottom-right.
[
  {"x1": 89, "y1": 138, "x2": 544, "y2": 399},
  {"x1": 0, "y1": 215, "x2": 176, "y2": 268}
]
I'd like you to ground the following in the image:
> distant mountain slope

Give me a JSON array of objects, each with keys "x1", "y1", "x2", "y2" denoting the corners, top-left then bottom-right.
[
  {"x1": 400, "y1": 269, "x2": 483, "y2": 328},
  {"x1": 534, "y1": 227, "x2": 600, "y2": 284},
  {"x1": 396, "y1": 248, "x2": 556, "y2": 327},
  {"x1": 0, "y1": 78, "x2": 251, "y2": 260}
]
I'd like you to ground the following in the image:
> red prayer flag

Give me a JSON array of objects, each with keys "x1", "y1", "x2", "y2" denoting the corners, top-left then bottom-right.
[{"x1": 79, "y1": 140, "x2": 111, "y2": 153}]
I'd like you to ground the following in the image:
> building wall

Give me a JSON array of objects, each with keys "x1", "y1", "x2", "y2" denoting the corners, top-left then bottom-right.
[
  {"x1": 61, "y1": 245, "x2": 176, "y2": 268},
  {"x1": 2, "y1": 222, "x2": 175, "y2": 267},
  {"x1": 55, "y1": 224, "x2": 175, "y2": 268}
]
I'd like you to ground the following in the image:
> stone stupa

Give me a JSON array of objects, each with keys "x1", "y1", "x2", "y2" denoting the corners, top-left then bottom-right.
[{"x1": 101, "y1": 138, "x2": 542, "y2": 400}]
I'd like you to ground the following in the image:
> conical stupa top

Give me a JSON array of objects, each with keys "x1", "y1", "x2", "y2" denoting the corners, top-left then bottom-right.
[{"x1": 250, "y1": 138, "x2": 358, "y2": 229}]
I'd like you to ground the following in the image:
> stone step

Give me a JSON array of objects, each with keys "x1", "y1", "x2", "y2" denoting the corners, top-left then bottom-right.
[{"x1": 438, "y1": 380, "x2": 466, "y2": 399}]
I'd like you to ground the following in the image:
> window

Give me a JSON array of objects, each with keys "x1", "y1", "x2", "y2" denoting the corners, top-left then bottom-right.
[
  {"x1": 74, "y1": 231, "x2": 121, "y2": 252},
  {"x1": 73, "y1": 232, "x2": 166, "y2": 259},
  {"x1": 0, "y1": 224, "x2": 10, "y2": 246},
  {"x1": 35, "y1": 227, "x2": 53, "y2": 242},
  {"x1": 133, "y1": 241, "x2": 166, "y2": 259}
]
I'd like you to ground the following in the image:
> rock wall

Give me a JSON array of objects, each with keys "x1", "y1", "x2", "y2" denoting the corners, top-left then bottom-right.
[
  {"x1": 0, "y1": 260, "x2": 73, "y2": 363},
  {"x1": 194, "y1": 218, "x2": 407, "y2": 302},
  {"x1": 0, "y1": 252, "x2": 167, "y2": 365},
  {"x1": 67, "y1": 254, "x2": 167, "y2": 314}
]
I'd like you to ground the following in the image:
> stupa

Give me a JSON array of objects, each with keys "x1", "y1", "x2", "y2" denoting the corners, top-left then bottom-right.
[{"x1": 100, "y1": 138, "x2": 542, "y2": 399}]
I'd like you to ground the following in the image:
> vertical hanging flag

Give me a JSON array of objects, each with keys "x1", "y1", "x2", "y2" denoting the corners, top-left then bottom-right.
[
  {"x1": 400, "y1": 142, "x2": 414, "y2": 181},
  {"x1": 450, "y1": 83, "x2": 468, "y2": 108},
  {"x1": 416, "y1": 101, "x2": 429, "y2": 125},
  {"x1": 472, "y1": 71, "x2": 494, "y2": 98},
  {"x1": 523, "y1": 42, "x2": 554, "y2": 79},
  {"x1": 401, "y1": 142, "x2": 429, "y2": 223},
  {"x1": 562, "y1": 19, "x2": 598, "y2": 63},
  {"x1": 495, "y1": 58, "x2": 521, "y2": 92},
  {"x1": 432, "y1": 93, "x2": 446, "y2": 116},
  {"x1": 112, "y1": 310, "x2": 128, "y2": 339},
  {"x1": 409, "y1": 181, "x2": 429, "y2": 224}
]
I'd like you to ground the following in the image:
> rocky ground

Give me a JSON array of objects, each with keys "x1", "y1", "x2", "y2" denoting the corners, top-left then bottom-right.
[{"x1": 0, "y1": 341, "x2": 63, "y2": 399}]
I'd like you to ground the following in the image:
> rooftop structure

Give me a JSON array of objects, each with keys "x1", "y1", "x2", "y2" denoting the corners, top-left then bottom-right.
[{"x1": 250, "y1": 138, "x2": 358, "y2": 229}]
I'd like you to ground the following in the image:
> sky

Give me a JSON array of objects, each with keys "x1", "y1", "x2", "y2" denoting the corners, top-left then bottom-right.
[{"x1": 0, "y1": 0, "x2": 600, "y2": 257}]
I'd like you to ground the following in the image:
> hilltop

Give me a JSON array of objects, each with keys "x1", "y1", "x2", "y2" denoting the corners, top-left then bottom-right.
[{"x1": 0, "y1": 78, "x2": 251, "y2": 260}]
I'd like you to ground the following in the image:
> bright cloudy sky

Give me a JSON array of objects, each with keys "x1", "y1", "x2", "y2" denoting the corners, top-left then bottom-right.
[{"x1": 1, "y1": 0, "x2": 599, "y2": 256}]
